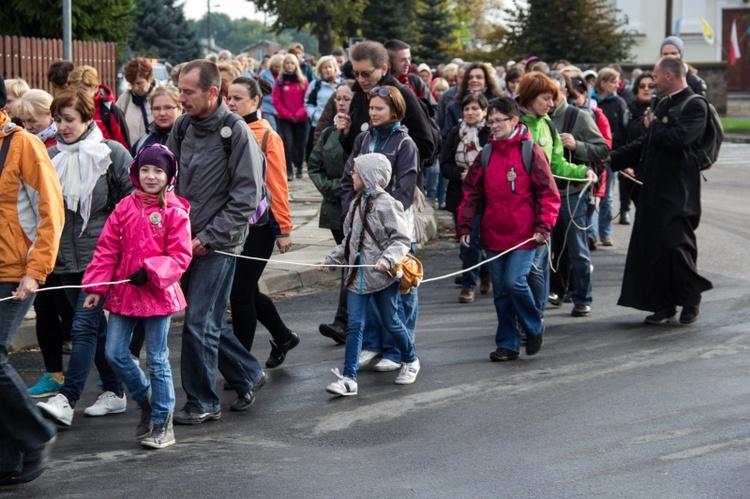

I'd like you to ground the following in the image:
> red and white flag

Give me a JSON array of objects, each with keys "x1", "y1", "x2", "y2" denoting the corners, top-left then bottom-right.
[{"x1": 729, "y1": 20, "x2": 742, "y2": 66}]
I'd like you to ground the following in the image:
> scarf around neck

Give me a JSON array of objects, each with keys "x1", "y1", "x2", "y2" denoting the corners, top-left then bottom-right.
[
  {"x1": 36, "y1": 122, "x2": 57, "y2": 144},
  {"x1": 51, "y1": 124, "x2": 112, "y2": 235},
  {"x1": 455, "y1": 119, "x2": 485, "y2": 170}
]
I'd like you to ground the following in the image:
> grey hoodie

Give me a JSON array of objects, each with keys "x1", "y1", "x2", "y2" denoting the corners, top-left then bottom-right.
[
  {"x1": 325, "y1": 153, "x2": 411, "y2": 295},
  {"x1": 168, "y1": 101, "x2": 264, "y2": 253}
]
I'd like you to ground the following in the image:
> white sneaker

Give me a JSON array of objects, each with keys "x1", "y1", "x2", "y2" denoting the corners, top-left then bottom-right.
[
  {"x1": 84, "y1": 391, "x2": 127, "y2": 417},
  {"x1": 373, "y1": 358, "x2": 401, "y2": 372},
  {"x1": 358, "y1": 350, "x2": 379, "y2": 366},
  {"x1": 325, "y1": 368, "x2": 357, "y2": 396},
  {"x1": 37, "y1": 393, "x2": 74, "y2": 426},
  {"x1": 395, "y1": 358, "x2": 421, "y2": 385}
]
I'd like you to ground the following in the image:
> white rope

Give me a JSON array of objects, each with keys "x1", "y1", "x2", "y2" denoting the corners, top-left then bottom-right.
[
  {"x1": 0, "y1": 279, "x2": 132, "y2": 303},
  {"x1": 215, "y1": 250, "x2": 376, "y2": 268},
  {"x1": 619, "y1": 171, "x2": 643, "y2": 185}
]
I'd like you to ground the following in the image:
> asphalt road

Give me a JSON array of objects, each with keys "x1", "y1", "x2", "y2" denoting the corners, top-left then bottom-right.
[{"x1": 5, "y1": 143, "x2": 750, "y2": 498}]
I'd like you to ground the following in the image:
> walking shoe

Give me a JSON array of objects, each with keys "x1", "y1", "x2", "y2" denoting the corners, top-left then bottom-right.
[
  {"x1": 141, "y1": 413, "x2": 175, "y2": 449},
  {"x1": 572, "y1": 304, "x2": 591, "y2": 317},
  {"x1": 548, "y1": 293, "x2": 562, "y2": 308},
  {"x1": 517, "y1": 318, "x2": 527, "y2": 346},
  {"x1": 373, "y1": 358, "x2": 401, "y2": 372},
  {"x1": 266, "y1": 331, "x2": 300, "y2": 368},
  {"x1": 644, "y1": 307, "x2": 677, "y2": 325},
  {"x1": 136, "y1": 398, "x2": 153, "y2": 440},
  {"x1": 287, "y1": 173, "x2": 294, "y2": 182},
  {"x1": 230, "y1": 392, "x2": 255, "y2": 412},
  {"x1": 252, "y1": 372, "x2": 267, "y2": 393},
  {"x1": 358, "y1": 349, "x2": 379, "y2": 366},
  {"x1": 28, "y1": 373, "x2": 64, "y2": 399},
  {"x1": 7, "y1": 435, "x2": 56, "y2": 485},
  {"x1": 490, "y1": 348, "x2": 519, "y2": 362},
  {"x1": 619, "y1": 211, "x2": 631, "y2": 225},
  {"x1": 459, "y1": 287, "x2": 475, "y2": 303},
  {"x1": 37, "y1": 393, "x2": 74, "y2": 426},
  {"x1": 318, "y1": 322, "x2": 346, "y2": 345},
  {"x1": 588, "y1": 235, "x2": 597, "y2": 251},
  {"x1": 600, "y1": 236, "x2": 614, "y2": 246},
  {"x1": 525, "y1": 326, "x2": 544, "y2": 356},
  {"x1": 394, "y1": 358, "x2": 421, "y2": 385},
  {"x1": 325, "y1": 368, "x2": 357, "y2": 396},
  {"x1": 173, "y1": 408, "x2": 221, "y2": 425},
  {"x1": 479, "y1": 276, "x2": 492, "y2": 295},
  {"x1": 84, "y1": 391, "x2": 127, "y2": 417},
  {"x1": 679, "y1": 305, "x2": 700, "y2": 325}
]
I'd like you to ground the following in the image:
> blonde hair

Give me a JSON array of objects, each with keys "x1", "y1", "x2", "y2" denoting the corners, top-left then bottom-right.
[
  {"x1": 217, "y1": 62, "x2": 241, "y2": 82},
  {"x1": 315, "y1": 56, "x2": 340, "y2": 81},
  {"x1": 268, "y1": 54, "x2": 284, "y2": 74},
  {"x1": 5, "y1": 78, "x2": 31, "y2": 100},
  {"x1": 67, "y1": 65, "x2": 100, "y2": 90},
  {"x1": 12, "y1": 89, "x2": 53, "y2": 122},
  {"x1": 148, "y1": 85, "x2": 182, "y2": 111},
  {"x1": 595, "y1": 67, "x2": 620, "y2": 93},
  {"x1": 278, "y1": 54, "x2": 307, "y2": 89}
]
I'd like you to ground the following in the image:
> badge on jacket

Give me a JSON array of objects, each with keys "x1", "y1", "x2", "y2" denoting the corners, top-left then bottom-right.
[{"x1": 149, "y1": 212, "x2": 162, "y2": 225}]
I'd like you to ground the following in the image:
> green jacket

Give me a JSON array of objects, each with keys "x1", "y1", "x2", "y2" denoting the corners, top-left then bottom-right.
[
  {"x1": 308, "y1": 126, "x2": 347, "y2": 230},
  {"x1": 519, "y1": 113, "x2": 588, "y2": 179},
  {"x1": 548, "y1": 99, "x2": 609, "y2": 165}
]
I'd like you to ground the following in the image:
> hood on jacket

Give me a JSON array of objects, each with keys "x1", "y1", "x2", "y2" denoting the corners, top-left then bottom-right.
[
  {"x1": 354, "y1": 152, "x2": 392, "y2": 196},
  {"x1": 95, "y1": 84, "x2": 116, "y2": 104}
]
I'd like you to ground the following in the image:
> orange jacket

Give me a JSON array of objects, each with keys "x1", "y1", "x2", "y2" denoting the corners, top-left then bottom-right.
[
  {"x1": 0, "y1": 112, "x2": 64, "y2": 284},
  {"x1": 248, "y1": 119, "x2": 292, "y2": 236}
]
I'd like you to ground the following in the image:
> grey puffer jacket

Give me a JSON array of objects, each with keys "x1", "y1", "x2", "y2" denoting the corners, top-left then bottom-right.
[
  {"x1": 325, "y1": 153, "x2": 411, "y2": 295},
  {"x1": 47, "y1": 124, "x2": 133, "y2": 274},
  {"x1": 167, "y1": 101, "x2": 264, "y2": 253}
]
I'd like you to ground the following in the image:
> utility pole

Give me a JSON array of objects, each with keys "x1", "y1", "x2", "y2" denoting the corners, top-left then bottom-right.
[
  {"x1": 63, "y1": 0, "x2": 72, "y2": 60},
  {"x1": 207, "y1": 0, "x2": 212, "y2": 52}
]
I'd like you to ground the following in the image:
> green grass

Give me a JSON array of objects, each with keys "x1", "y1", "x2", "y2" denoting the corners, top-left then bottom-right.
[{"x1": 721, "y1": 118, "x2": 750, "y2": 134}]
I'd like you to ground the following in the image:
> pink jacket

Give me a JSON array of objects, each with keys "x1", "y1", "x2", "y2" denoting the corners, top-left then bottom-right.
[
  {"x1": 83, "y1": 191, "x2": 192, "y2": 317},
  {"x1": 273, "y1": 75, "x2": 309, "y2": 123}
]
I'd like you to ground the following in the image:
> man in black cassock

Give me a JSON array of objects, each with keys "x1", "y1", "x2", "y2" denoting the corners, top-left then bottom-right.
[{"x1": 609, "y1": 56, "x2": 712, "y2": 325}]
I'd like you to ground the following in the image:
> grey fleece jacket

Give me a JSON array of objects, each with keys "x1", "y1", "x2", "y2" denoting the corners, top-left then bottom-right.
[
  {"x1": 168, "y1": 101, "x2": 264, "y2": 253},
  {"x1": 325, "y1": 153, "x2": 411, "y2": 295}
]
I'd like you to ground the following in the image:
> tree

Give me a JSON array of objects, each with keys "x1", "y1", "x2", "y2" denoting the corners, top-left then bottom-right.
[
  {"x1": 130, "y1": 0, "x2": 201, "y2": 64},
  {"x1": 0, "y1": 0, "x2": 136, "y2": 51},
  {"x1": 361, "y1": 0, "x2": 417, "y2": 44},
  {"x1": 503, "y1": 0, "x2": 634, "y2": 64},
  {"x1": 414, "y1": 0, "x2": 458, "y2": 66},
  {"x1": 247, "y1": 0, "x2": 368, "y2": 55}
]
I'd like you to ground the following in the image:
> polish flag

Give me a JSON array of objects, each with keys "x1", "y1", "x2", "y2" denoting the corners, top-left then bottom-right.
[{"x1": 730, "y1": 20, "x2": 742, "y2": 66}]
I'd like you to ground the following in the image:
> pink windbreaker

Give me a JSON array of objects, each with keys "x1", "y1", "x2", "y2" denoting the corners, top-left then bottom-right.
[
  {"x1": 273, "y1": 75, "x2": 309, "y2": 123},
  {"x1": 83, "y1": 190, "x2": 192, "y2": 317}
]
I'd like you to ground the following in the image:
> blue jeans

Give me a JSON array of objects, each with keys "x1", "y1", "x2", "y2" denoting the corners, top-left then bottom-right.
[
  {"x1": 105, "y1": 314, "x2": 175, "y2": 425},
  {"x1": 488, "y1": 249, "x2": 541, "y2": 354},
  {"x1": 557, "y1": 191, "x2": 593, "y2": 306},
  {"x1": 0, "y1": 284, "x2": 57, "y2": 472},
  {"x1": 344, "y1": 283, "x2": 415, "y2": 379},
  {"x1": 461, "y1": 213, "x2": 490, "y2": 288},
  {"x1": 180, "y1": 253, "x2": 264, "y2": 413},
  {"x1": 424, "y1": 161, "x2": 439, "y2": 199},
  {"x1": 527, "y1": 244, "x2": 549, "y2": 314},
  {"x1": 59, "y1": 273, "x2": 122, "y2": 406},
  {"x1": 598, "y1": 165, "x2": 615, "y2": 239},
  {"x1": 587, "y1": 198, "x2": 599, "y2": 241}
]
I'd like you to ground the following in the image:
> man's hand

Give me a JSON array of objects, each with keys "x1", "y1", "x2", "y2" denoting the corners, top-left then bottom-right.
[
  {"x1": 560, "y1": 132, "x2": 577, "y2": 151},
  {"x1": 12, "y1": 276, "x2": 38, "y2": 301},
  {"x1": 276, "y1": 236, "x2": 292, "y2": 254},
  {"x1": 643, "y1": 108, "x2": 655, "y2": 129},
  {"x1": 192, "y1": 237, "x2": 208, "y2": 257},
  {"x1": 83, "y1": 294, "x2": 101, "y2": 309},
  {"x1": 459, "y1": 234, "x2": 471, "y2": 248},
  {"x1": 335, "y1": 112, "x2": 351, "y2": 137}
]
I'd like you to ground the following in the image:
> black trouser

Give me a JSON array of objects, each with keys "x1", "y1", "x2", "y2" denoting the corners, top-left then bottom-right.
[
  {"x1": 278, "y1": 119, "x2": 309, "y2": 175},
  {"x1": 33, "y1": 273, "x2": 74, "y2": 373},
  {"x1": 618, "y1": 172, "x2": 633, "y2": 214},
  {"x1": 230, "y1": 224, "x2": 292, "y2": 351}
]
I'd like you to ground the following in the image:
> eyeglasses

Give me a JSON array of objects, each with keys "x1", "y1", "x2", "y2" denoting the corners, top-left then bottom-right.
[
  {"x1": 487, "y1": 117, "x2": 513, "y2": 126},
  {"x1": 637, "y1": 83, "x2": 655, "y2": 90},
  {"x1": 152, "y1": 106, "x2": 178, "y2": 113},
  {"x1": 369, "y1": 87, "x2": 391, "y2": 98},
  {"x1": 334, "y1": 97, "x2": 352, "y2": 103},
  {"x1": 352, "y1": 70, "x2": 376, "y2": 80}
]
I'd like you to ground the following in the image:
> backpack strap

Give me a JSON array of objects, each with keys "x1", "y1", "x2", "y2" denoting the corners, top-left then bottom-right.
[
  {"x1": 562, "y1": 105, "x2": 579, "y2": 135},
  {"x1": 321, "y1": 126, "x2": 335, "y2": 146},
  {"x1": 480, "y1": 143, "x2": 492, "y2": 171},
  {"x1": 220, "y1": 112, "x2": 244, "y2": 158},
  {"x1": 260, "y1": 129, "x2": 270, "y2": 155},
  {"x1": 172, "y1": 115, "x2": 191, "y2": 162},
  {"x1": 306, "y1": 78, "x2": 323, "y2": 106},
  {"x1": 0, "y1": 131, "x2": 14, "y2": 177},
  {"x1": 521, "y1": 139, "x2": 534, "y2": 177}
]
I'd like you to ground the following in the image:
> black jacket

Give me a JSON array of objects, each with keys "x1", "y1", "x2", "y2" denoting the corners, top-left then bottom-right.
[{"x1": 440, "y1": 123, "x2": 491, "y2": 215}]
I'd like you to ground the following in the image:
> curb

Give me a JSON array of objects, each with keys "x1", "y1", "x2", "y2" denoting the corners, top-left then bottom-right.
[
  {"x1": 724, "y1": 133, "x2": 750, "y2": 144},
  {"x1": 11, "y1": 205, "x2": 438, "y2": 350}
]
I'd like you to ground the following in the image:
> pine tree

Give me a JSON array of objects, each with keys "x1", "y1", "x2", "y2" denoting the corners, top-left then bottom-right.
[
  {"x1": 361, "y1": 0, "x2": 418, "y2": 44},
  {"x1": 414, "y1": 0, "x2": 458, "y2": 66},
  {"x1": 130, "y1": 0, "x2": 201, "y2": 64}
]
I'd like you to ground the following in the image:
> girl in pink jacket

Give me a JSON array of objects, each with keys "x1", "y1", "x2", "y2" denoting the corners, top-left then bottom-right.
[
  {"x1": 272, "y1": 53, "x2": 309, "y2": 181},
  {"x1": 82, "y1": 144, "x2": 192, "y2": 449}
]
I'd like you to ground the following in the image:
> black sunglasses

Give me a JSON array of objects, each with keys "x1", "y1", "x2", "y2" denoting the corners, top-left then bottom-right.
[{"x1": 368, "y1": 86, "x2": 391, "y2": 98}]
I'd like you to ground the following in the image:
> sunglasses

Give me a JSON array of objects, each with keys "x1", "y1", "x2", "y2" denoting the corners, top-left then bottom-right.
[
  {"x1": 352, "y1": 70, "x2": 376, "y2": 80},
  {"x1": 638, "y1": 83, "x2": 655, "y2": 89},
  {"x1": 369, "y1": 86, "x2": 391, "y2": 98}
]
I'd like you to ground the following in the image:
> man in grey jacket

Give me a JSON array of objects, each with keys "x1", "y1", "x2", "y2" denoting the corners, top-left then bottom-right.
[{"x1": 168, "y1": 60, "x2": 266, "y2": 424}]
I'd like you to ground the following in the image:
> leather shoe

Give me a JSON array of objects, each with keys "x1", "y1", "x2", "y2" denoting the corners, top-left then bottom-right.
[
  {"x1": 644, "y1": 307, "x2": 677, "y2": 325},
  {"x1": 458, "y1": 287, "x2": 475, "y2": 303},
  {"x1": 489, "y1": 348, "x2": 519, "y2": 362},
  {"x1": 525, "y1": 325, "x2": 544, "y2": 356},
  {"x1": 619, "y1": 211, "x2": 631, "y2": 225},
  {"x1": 319, "y1": 322, "x2": 346, "y2": 344},
  {"x1": 174, "y1": 409, "x2": 221, "y2": 425},
  {"x1": 266, "y1": 332, "x2": 300, "y2": 368},
  {"x1": 8, "y1": 435, "x2": 56, "y2": 485},
  {"x1": 679, "y1": 305, "x2": 700, "y2": 325},
  {"x1": 230, "y1": 392, "x2": 255, "y2": 412}
]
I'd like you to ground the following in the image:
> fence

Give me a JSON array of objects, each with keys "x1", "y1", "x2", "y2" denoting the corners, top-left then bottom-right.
[{"x1": 0, "y1": 36, "x2": 118, "y2": 94}]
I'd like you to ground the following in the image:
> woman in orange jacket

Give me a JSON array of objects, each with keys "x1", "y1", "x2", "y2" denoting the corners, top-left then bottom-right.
[{"x1": 226, "y1": 76, "x2": 299, "y2": 370}]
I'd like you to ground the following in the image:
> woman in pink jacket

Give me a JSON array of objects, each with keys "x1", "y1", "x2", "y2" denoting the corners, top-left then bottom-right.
[
  {"x1": 273, "y1": 53, "x2": 309, "y2": 181},
  {"x1": 82, "y1": 145, "x2": 192, "y2": 450}
]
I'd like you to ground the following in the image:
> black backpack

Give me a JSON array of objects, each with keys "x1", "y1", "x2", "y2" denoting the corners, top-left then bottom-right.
[
  {"x1": 670, "y1": 94, "x2": 724, "y2": 171},
  {"x1": 480, "y1": 138, "x2": 535, "y2": 176}
]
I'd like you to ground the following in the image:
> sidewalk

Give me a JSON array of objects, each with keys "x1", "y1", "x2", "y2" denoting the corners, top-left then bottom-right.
[{"x1": 11, "y1": 174, "x2": 438, "y2": 349}]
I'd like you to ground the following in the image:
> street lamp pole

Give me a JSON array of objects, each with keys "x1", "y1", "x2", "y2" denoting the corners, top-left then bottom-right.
[
  {"x1": 63, "y1": 0, "x2": 72, "y2": 60},
  {"x1": 207, "y1": 0, "x2": 212, "y2": 51}
]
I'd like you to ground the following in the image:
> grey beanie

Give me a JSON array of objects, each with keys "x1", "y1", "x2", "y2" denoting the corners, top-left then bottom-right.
[{"x1": 661, "y1": 36, "x2": 685, "y2": 58}]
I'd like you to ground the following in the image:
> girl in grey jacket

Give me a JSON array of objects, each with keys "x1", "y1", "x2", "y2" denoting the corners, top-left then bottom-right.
[{"x1": 321, "y1": 153, "x2": 420, "y2": 396}]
